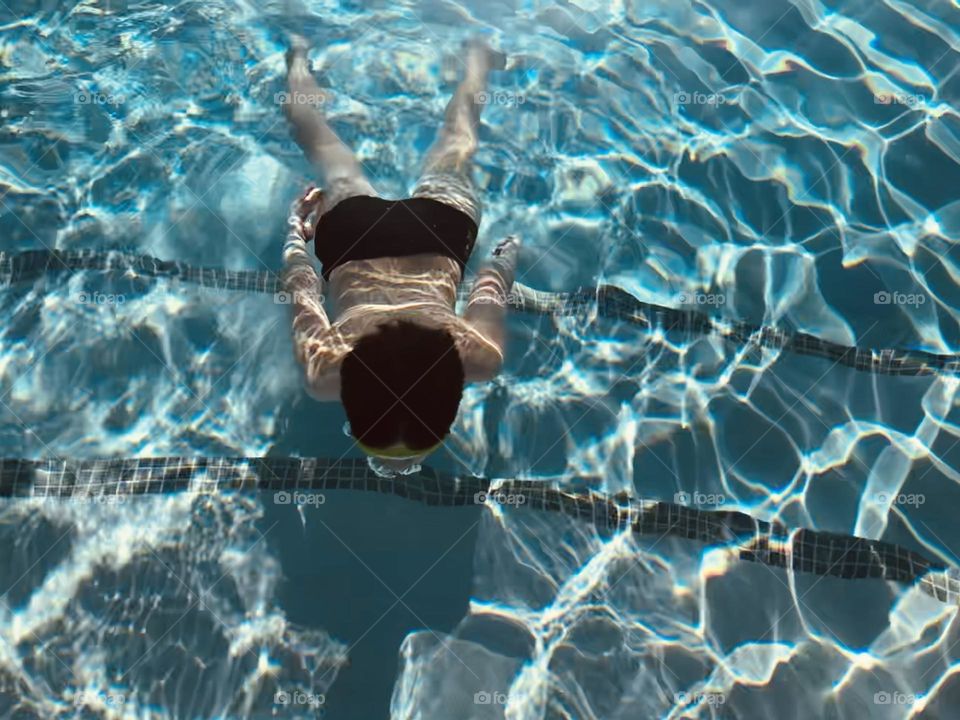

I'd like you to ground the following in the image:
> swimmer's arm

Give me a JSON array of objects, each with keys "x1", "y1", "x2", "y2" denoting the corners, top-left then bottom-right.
[
  {"x1": 282, "y1": 186, "x2": 327, "y2": 312},
  {"x1": 282, "y1": 204, "x2": 330, "y2": 333},
  {"x1": 284, "y1": 256, "x2": 342, "y2": 402},
  {"x1": 282, "y1": 191, "x2": 341, "y2": 401},
  {"x1": 463, "y1": 235, "x2": 520, "y2": 380}
]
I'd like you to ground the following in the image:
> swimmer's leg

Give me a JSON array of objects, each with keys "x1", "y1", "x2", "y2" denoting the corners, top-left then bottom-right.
[
  {"x1": 284, "y1": 36, "x2": 376, "y2": 209},
  {"x1": 411, "y1": 38, "x2": 505, "y2": 225}
]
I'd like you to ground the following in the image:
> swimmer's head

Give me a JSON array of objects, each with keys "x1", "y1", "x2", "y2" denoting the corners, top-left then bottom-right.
[{"x1": 340, "y1": 319, "x2": 463, "y2": 471}]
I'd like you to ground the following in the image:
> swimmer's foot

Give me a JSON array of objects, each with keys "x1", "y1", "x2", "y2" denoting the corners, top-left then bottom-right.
[
  {"x1": 463, "y1": 37, "x2": 506, "y2": 83},
  {"x1": 285, "y1": 33, "x2": 311, "y2": 72}
]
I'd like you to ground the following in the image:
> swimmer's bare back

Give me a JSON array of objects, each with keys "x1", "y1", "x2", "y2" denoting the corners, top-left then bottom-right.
[
  {"x1": 282, "y1": 192, "x2": 518, "y2": 400},
  {"x1": 279, "y1": 37, "x2": 519, "y2": 402}
]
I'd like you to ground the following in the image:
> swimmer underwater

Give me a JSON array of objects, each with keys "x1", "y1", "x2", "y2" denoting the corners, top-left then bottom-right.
[{"x1": 279, "y1": 36, "x2": 520, "y2": 475}]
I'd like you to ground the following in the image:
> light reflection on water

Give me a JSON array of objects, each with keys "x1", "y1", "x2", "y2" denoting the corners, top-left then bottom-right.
[{"x1": 1, "y1": 0, "x2": 960, "y2": 717}]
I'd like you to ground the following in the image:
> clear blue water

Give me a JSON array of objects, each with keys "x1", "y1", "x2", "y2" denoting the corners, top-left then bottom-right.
[{"x1": 2, "y1": 0, "x2": 960, "y2": 718}]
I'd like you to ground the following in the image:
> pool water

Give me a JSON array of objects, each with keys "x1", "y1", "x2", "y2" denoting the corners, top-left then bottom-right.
[{"x1": 2, "y1": 0, "x2": 960, "y2": 718}]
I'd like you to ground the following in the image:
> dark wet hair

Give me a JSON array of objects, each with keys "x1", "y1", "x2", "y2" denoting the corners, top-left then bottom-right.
[{"x1": 340, "y1": 320, "x2": 464, "y2": 452}]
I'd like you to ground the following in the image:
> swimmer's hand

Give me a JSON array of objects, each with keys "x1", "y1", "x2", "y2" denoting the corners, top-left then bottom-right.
[
  {"x1": 491, "y1": 234, "x2": 521, "y2": 262},
  {"x1": 291, "y1": 185, "x2": 325, "y2": 241}
]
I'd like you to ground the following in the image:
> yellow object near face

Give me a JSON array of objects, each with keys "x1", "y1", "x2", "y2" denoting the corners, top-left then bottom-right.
[{"x1": 356, "y1": 440, "x2": 442, "y2": 460}]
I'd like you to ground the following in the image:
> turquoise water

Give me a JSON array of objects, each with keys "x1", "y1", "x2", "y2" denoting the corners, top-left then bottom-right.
[{"x1": 2, "y1": 0, "x2": 960, "y2": 718}]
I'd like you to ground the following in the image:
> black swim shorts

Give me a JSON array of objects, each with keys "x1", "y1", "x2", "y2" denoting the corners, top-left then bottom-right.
[{"x1": 314, "y1": 196, "x2": 478, "y2": 281}]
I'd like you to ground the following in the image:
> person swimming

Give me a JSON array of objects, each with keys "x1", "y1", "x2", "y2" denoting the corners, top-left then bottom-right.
[{"x1": 279, "y1": 36, "x2": 520, "y2": 474}]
